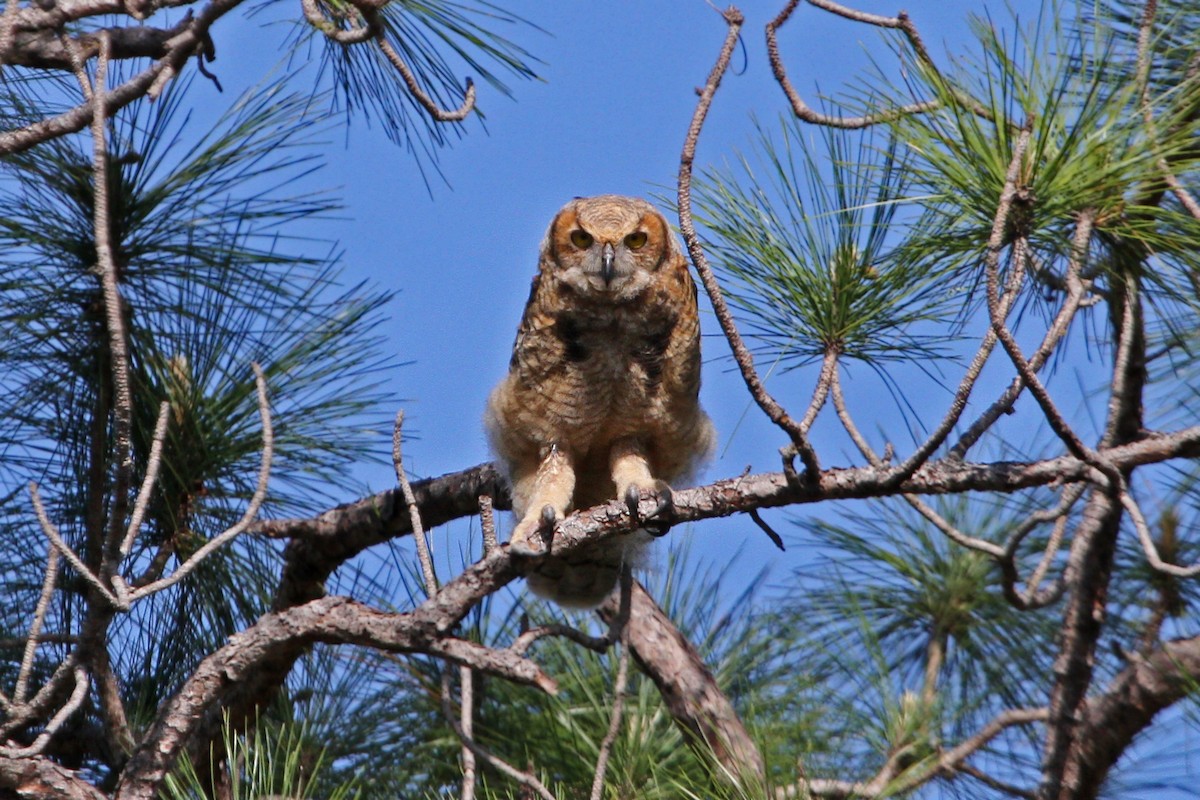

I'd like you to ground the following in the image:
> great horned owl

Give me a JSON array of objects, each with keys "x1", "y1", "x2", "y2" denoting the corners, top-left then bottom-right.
[{"x1": 485, "y1": 195, "x2": 715, "y2": 607}]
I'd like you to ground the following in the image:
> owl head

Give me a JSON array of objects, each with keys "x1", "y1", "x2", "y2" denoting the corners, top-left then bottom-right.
[{"x1": 541, "y1": 195, "x2": 683, "y2": 303}]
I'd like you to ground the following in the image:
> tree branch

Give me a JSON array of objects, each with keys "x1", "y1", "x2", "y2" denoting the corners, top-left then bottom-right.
[
  {"x1": 114, "y1": 594, "x2": 554, "y2": 800},
  {"x1": 675, "y1": 4, "x2": 822, "y2": 483},
  {"x1": 597, "y1": 580, "x2": 765, "y2": 785},
  {"x1": 1066, "y1": 635, "x2": 1200, "y2": 799}
]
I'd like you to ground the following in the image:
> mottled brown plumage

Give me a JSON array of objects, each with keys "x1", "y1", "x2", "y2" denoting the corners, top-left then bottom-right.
[{"x1": 485, "y1": 195, "x2": 715, "y2": 606}]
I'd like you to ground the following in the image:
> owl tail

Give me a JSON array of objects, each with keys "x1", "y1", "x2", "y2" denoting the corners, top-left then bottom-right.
[{"x1": 524, "y1": 533, "x2": 650, "y2": 608}]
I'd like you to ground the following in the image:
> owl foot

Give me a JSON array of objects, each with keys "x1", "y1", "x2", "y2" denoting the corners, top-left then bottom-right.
[
  {"x1": 508, "y1": 504, "x2": 558, "y2": 557},
  {"x1": 624, "y1": 482, "x2": 674, "y2": 537}
]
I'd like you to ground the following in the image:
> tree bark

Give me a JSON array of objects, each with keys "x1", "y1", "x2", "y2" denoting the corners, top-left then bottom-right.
[{"x1": 598, "y1": 581, "x2": 766, "y2": 785}]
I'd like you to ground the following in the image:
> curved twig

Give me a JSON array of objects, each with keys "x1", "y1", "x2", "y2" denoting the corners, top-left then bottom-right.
[
  {"x1": 29, "y1": 483, "x2": 120, "y2": 608},
  {"x1": 0, "y1": 667, "x2": 89, "y2": 758},
  {"x1": 766, "y1": 0, "x2": 939, "y2": 129},
  {"x1": 1122, "y1": 481, "x2": 1200, "y2": 578},
  {"x1": 371, "y1": 13, "x2": 476, "y2": 122},
  {"x1": 120, "y1": 402, "x2": 170, "y2": 560},
  {"x1": 677, "y1": 4, "x2": 821, "y2": 482},
  {"x1": 982, "y1": 126, "x2": 1105, "y2": 473},
  {"x1": 12, "y1": 548, "x2": 62, "y2": 706},
  {"x1": 300, "y1": 0, "x2": 377, "y2": 44},
  {"x1": 952, "y1": 214, "x2": 1095, "y2": 460}
]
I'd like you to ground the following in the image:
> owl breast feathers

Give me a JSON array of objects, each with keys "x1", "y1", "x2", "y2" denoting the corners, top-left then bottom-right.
[{"x1": 485, "y1": 195, "x2": 715, "y2": 607}]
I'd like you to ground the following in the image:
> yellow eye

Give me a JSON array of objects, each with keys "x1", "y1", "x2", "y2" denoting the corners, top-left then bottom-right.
[
  {"x1": 624, "y1": 231, "x2": 648, "y2": 250},
  {"x1": 570, "y1": 229, "x2": 593, "y2": 249}
]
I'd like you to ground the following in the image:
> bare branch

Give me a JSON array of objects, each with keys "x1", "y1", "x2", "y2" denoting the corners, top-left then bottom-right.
[
  {"x1": 765, "y1": 0, "x2": 939, "y2": 129},
  {"x1": 598, "y1": 579, "x2": 765, "y2": 785},
  {"x1": 300, "y1": 0, "x2": 376, "y2": 44},
  {"x1": 120, "y1": 402, "x2": 171, "y2": 560},
  {"x1": 905, "y1": 495, "x2": 1004, "y2": 558},
  {"x1": 439, "y1": 669, "x2": 556, "y2": 800},
  {"x1": 1128, "y1": 0, "x2": 1200, "y2": 219},
  {"x1": 29, "y1": 483, "x2": 120, "y2": 608},
  {"x1": 80, "y1": 30, "x2": 138, "y2": 584},
  {"x1": 2, "y1": 18, "x2": 193, "y2": 71},
  {"x1": 1121, "y1": 482, "x2": 1200, "y2": 577},
  {"x1": 983, "y1": 129, "x2": 1100, "y2": 469},
  {"x1": 13, "y1": 548, "x2": 61, "y2": 705},
  {"x1": 936, "y1": 708, "x2": 1048, "y2": 780},
  {"x1": 92, "y1": 646, "x2": 136, "y2": 757},
  {"x1": 797, "y1": 348, "x2": 838, "y2": 433},
  {"x1": 676, "y1": 4, "x2": 821, "y2": 482},
  {"x1": 829, "y1": 366, "x2": 876, "y2": 462},
  {"x1": 266, "y1": 426, "x2": 1200, "y2": 573},
  {"x1": 998, "y1": 484, "x2": 1085, "y2": 610},
  {"x1": 117, "y1": 594, "x2": 555, "y2": 799},
  {"x1": 0, "y1": 666, "x2": 89, "y2": 758},
  {"x1": 458, "y1": 666, "x2": 476, "y2": 800},
  {"x1": 832, "y1": 367, "x2": 1006, "y2": 558},
  {"x1": 371, "y1": 14, "x2": 476, "y2": 122},
  {"x1": 514, "y1": 568, "x2": 630, "y2": 657},
  {"x1": 952, "y1": 214, "x2": 1095, "y2": 460},
  {"x1": 479, "y1": 494, "x2": 499, "y2": 555},
  {"x1": 0, "y1": 0, "x2": 21, "y2": 64},
  {"x1": 786, "y1": 707, "x2": 1047, "y2": 798},
  {"x1": 589, "y1": 620, "x2": 630, "y2": 800},
  {"x1": 0, "y1": 656, "x2": 81, "y2": 740},
  {"x1": 127, "y1": 364, "x2": 272, "y2": 601},
  {"x1": 395, "y1": 409, "x2": 438, "y2": 595},
  {"x1": 0, "y1": 0, "x2": 244, "y2": 157},
  {"x1": 1067, "y1": 634, "x2": 1200, "y2": 794},
  {"x1": 0, "y1": 752, "x2": 109, "y2": 800}
]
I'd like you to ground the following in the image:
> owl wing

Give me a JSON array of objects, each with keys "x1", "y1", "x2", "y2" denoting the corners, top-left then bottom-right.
[{"x1": 507, "y1": 271, "x2": 571, "y2": 383}]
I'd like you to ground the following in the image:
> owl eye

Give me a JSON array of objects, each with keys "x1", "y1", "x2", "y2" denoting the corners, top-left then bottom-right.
[
  {"x1": 624, "y1": 231, "x2": 648, "y2": 250},
  {"x1": 570, "y1": 229, "x2": 594, "y2": 249}
]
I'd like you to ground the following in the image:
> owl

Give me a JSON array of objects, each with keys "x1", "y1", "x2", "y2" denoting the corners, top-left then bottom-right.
[{"x1": 485, "y1": 195, "x2": 715, "y2": 607}]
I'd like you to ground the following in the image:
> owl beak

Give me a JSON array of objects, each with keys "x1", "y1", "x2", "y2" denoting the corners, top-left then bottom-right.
[{"x1": 600, "y1": 243, "x2": 616, "y2": 285}]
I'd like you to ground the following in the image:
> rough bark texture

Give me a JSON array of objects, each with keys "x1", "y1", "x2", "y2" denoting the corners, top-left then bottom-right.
[
  {"x1": 598, "y1": 581, "x2": 767, "y2": 784},
  {"x1": 1066, "y1": 635, "x2": 1200, "y2": 799},
  {"x1": 116, "y1": 593, "x2": 546, "y2": 800},
  {"x1": 0, "y1": 755, "x2": 109, "y2": 800}
]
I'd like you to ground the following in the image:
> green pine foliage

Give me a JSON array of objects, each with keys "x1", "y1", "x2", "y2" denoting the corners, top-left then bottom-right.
[{"x1": 0, "y1": 77, "x2": 398, "y2": 776}]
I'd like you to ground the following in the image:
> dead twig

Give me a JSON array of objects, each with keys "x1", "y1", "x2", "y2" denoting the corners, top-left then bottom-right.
[
  {"x1": 11, "y1": 548, "x2": 62, "y2": 706},
  {"x1": 766, "y1": 0, "x2": 939, "y2": 129},
  {"x1": 29, "y1": 483, "x2": 120, "y2": 608},
  {"x1": 677, "y1": 4, "x2": 821, "y2": 483},
  {"x1": 371, "y1": 11, "x2": 475, "y2": 122},
  {"x1": 1121, "y1": 481, "x2": 1200, "y2": 578},
  {"x1": 458, "y1": 665, "x2": 476, "y2": 800},
  {"x1": 479, "y1": 494, "x2": 499, "y2": 555},
  {"x1": 300, "y1": 0, "x2": 377, "y2": 44},
  {"x1": 983, "y1": 128, "x2": 1104, "y2": 472},
  {"x1": 394, "y1": 410, "x2": 438, "y2": 595},
  {"x1": 120, "y1": 402, "x2": 171, "y2": 560},
  {"x1": 952, "y1": 214, "x2": 1095, "y2": 460},
  {"x1": 439, "y1": 669, "x2": 557, "y2": 800},
  {"x1": 124, "y1": 364, "x2": 272, "y2": 602},
  {"x1": 0, "y1": 666, "x2": 89, "y2": 758},
  {"x1": 589, "y1": 616, "x2": 630, "y2": 800}
]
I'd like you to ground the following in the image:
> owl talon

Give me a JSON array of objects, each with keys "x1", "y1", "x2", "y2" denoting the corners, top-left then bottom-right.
[
  {"x1": 624, "y1": 485, "x2": 642, "y2": 526},
  {"x1": 624, "y1": 483, "x2": 674, "y2": 537},
  {"x1": 508, "y1": 505, "x2": 559, "y2": 557}
]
